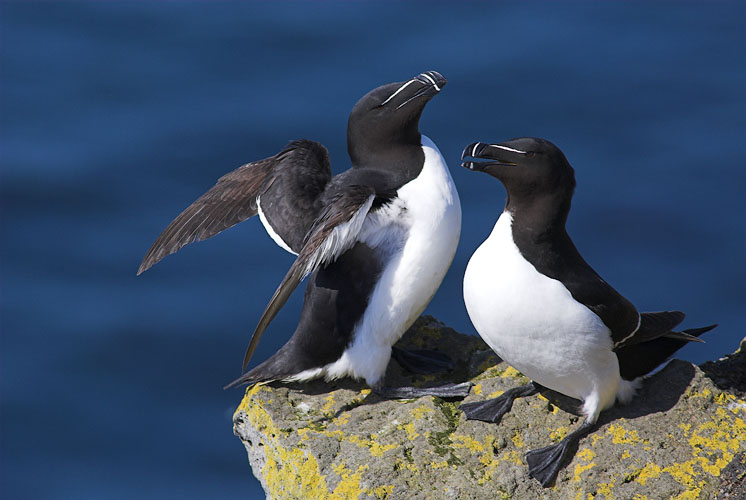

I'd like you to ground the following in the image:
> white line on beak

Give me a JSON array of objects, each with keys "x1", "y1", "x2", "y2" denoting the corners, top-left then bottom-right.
[
  {"x1": 380, "y1": 79, "x2": 416, "y2": 107},
  {"x1": 420, "y1": 72, "x2": 440, "y2": 92}
]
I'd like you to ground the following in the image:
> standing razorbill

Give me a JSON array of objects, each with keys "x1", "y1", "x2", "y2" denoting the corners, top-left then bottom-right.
[
  {"x1": 459, "y1": 137, "x2": 716, "y2": 486},
  {"x1": 138, "y1": 71, "x2": 470, "y2": 398}
]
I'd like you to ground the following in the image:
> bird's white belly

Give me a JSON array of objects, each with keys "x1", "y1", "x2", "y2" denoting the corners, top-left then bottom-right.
[
  {"x1": 323, "y1": 136, "x2": 462, "y2": 386},
  {"x1": 463, "y1": 212, "x2": 619, "y2": 409}
]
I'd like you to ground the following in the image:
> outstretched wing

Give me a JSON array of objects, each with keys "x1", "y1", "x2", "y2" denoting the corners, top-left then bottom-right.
[
  {"x1": 241, "y1": 185, "x2": 377, "y2": 371},
  {"x1": 137, "y1": 140, "x2": 330, "y2": 275}
]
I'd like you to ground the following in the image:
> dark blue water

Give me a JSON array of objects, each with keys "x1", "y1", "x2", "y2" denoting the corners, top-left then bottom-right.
[{"x1": 2, "y1": 2, "x2": 745, "y2": 499}]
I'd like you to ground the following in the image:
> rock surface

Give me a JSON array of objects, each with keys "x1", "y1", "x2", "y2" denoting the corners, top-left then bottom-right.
[{"x1": 233, "y1": 316, "x2": 746, "y2": 499}]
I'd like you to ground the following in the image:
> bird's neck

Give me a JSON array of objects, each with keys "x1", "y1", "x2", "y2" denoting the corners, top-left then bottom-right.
[
  {"x1": 348, "y1": 140, "x2": 425, "y2": 183},
  {"x1": 505, "y1": 191, "x2": 572, "y2": 242}
]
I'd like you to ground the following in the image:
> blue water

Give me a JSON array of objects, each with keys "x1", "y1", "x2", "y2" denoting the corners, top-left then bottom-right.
[{"x1": 2, "y1": 2, "x2": 745, "y2": 499}]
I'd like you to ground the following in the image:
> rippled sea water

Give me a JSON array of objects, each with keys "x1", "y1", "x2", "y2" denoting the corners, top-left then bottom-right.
[{"x1": 2, "y1": 3, "x2": 745, "y2": 499}]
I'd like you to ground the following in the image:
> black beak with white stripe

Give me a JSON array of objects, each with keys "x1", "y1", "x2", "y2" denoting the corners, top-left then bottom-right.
[
  {"x1": 460, "y1": 136, "x2": 716, "y2": 487},
  {"x1": 462, "y1": 140, "x2": 531, "y2": 170},
  {"x1": 138, "y1": 71, "x2": 468, "y2": 400}
]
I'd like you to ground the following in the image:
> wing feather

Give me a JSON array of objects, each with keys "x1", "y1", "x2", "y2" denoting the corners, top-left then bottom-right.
[
  {"x1": 241, "y1": 187, "x2": 376, "y2": 371},
  {"x1": 137, "y1": 158, "x2": 274, "y2": 275},
  {"x1": 137, "y1": 140, "x2": 330, "y2": 275},
  {"x1": 613, "y1": 310, "x2": 689, "y2": 349}
]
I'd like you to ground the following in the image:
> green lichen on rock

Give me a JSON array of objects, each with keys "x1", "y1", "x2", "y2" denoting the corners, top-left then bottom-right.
[{"x1": 233, "y1": 316, "x2": 746, "y2": 499}]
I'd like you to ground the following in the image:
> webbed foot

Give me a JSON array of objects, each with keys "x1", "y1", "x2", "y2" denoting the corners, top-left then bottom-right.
[
  {"x1": 526, "y1": 421, "x2": 594, "y2": 487},
  {"x1": 459, "y1": 382, "x2": 541, "y2": 423},
  {"x1": 374, "y1": 382, "x2": 473, "y2": 399}
]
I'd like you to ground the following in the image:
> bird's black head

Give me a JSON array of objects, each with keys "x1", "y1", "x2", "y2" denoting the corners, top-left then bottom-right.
[
  {"x1": 462, "y1": 137, "x2": 577, "y2": 222},
  {"x1": 347, "y1": 71, "x2": 446, "y2": 168}
]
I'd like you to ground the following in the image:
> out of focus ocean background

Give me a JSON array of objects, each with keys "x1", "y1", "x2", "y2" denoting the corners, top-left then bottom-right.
[{"x1": 2, "y1": 2, "x2": 744, "y2": 499}]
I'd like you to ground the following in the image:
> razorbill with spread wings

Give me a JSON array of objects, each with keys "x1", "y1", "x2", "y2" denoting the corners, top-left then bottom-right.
[
  {"x1": 138, "y1": 71, "x2": 470, "y2": 399},
  {"x1": 460, "y1": 137, "x2": 716, "y2": 486}
]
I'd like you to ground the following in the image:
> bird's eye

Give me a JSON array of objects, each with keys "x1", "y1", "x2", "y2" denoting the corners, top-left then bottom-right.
[{"x1": 525, "y1": 152, "x2": 535, "y2": 158}]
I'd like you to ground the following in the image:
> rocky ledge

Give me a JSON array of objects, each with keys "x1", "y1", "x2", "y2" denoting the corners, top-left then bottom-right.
[{"x1": 233, "y1": 316, "x2": 746, "y2": 499}]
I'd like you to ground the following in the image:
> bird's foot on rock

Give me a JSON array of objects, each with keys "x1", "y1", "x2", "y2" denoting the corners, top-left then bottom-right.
[
  {"x1": 459, "y1": 382, "x2": 540, "y2": 423},
  {"x1": 374, "y1": 382, "x2": 472, "y2": 399},
  {"x1": 526, "y1": 421, "x2": 594, "y2": 487}
]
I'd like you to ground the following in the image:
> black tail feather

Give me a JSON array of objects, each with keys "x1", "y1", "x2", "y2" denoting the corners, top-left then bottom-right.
[
  {"x1": 616, "y1": 324, "x2": 717, "y2": 380},
  {"x1": 680, "y1": 324, "x2": 718, "y2": 337},
  {"x1": 223, "y1": 348, "x2": 297, "y2": 390},
  {"x1": 223, "y1": 371, "x2": 264, "y2": 390},
  {"x1": 617, "y1": 310, "x2": 685, "y2": 348}
]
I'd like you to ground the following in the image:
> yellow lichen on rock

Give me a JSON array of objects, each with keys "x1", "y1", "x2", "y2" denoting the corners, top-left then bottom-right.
[
  {"x1": 237, "y1": 385, "x2": 333, "y2": 499},
  {"x1": 411, "y1": 405, "x2": 433, "y2": 419},
  {"x1": 400, "y1": 421, "x2": 418, "y2": 441},
  {"x1": 573, "y1": 461, "x2": 596, "y2": 482},
  {"x1": 511, "y1": 430, "x2": 524, "y2": 449},
  {"x1": 330, "y1": 463, "x2": 368, "y2": 500},
  {"x1": 550, "y1": 426, "x2": 568, "y2": 442},
  {"x1": 573, "y1": 448, "x2": 597, "y2": 483},
  {"x1": 595, "y1": 477, "x2": 615, "y2": 499},
  {"x1": 500, "y1": 365, "x2": 523, "y2": 379},
  {"x1": 322, "y1": 394, "x2": 336, "y2": 415},
  {"x1": 368, "y1": 485, "x2": 393, "y2": 499},
  {"x1": 606, "y1": 423, "x2": 643, "y2": 445},
  {"x1": 263, "y1": 447, "x2": 329, "y2": 499},
  {"x1": 501, "y1": 449, "x2": 523, "y2": 466},
  {"x1": 451, "y1": 432, "x2": 487, "y2": 453},
  {"x1": 635, "y1": 463, "x2": 662, "y2": 485}
]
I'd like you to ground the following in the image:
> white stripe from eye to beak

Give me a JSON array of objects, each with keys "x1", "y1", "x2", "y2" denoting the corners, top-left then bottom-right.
[
  {"x1": 420, "y1": 72, "x2": 440, "y2": 92},
  {"x1": 380, "y1": 79, "x2": 416, "y2": 106},
  {"x1": 472, "y1": 142, "x2": 480, "y2": 157},
  {"x1": 491, "y1": 144, "x2": 528, "y2": 154}
]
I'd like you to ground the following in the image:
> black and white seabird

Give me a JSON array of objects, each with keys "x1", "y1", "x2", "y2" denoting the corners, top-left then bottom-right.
[
  {"x1": 459, "y1": 137, "x2": 716, "y2": 486},
  {"x1": 138, "y1": 71, "x2": 470, "y2": 399}
]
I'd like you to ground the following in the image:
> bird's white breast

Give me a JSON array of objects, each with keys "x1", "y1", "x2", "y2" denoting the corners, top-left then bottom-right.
[
  {"x1": 322, "y1": 135, "x2": 462, "y2": 385},
  {"x1": 463, "y1": 212, "x2": 619, "y2": 412}
]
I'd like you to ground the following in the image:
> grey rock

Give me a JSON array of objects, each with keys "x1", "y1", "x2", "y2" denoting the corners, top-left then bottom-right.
[{"x1": 233, "y1": 316, "x2": 746, "y2": 499}]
